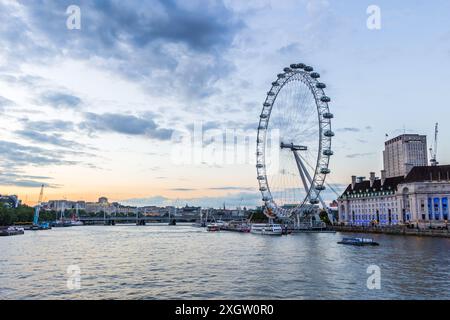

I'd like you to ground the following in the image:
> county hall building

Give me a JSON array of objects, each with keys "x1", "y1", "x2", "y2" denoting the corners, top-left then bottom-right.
[{"x1": 338, "y1": 134, "x2": 450, "y2": 228}]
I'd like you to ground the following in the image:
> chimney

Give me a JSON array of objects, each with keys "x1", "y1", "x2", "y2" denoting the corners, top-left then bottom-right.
[
  {"x1": 370, "y1": 172, "x2": 375, "y2": 188},
  {"x1": 351, "y1": 176, "x2": 356, "y2": 190},
  {"x1": 381, "y1": 170, "x2": 386, "y2": 186}
]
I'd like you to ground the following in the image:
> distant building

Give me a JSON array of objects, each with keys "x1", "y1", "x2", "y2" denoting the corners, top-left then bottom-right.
[
  {"x1": 328, "y1": 200, "x2": 339, "y2": 223},
  {"x1": 180, "y1": 205, "x2": 201, "y2": 216},
  {"x1": 383, "y1": 134, "x2": 428, "y2": 178},
  {"x1": 46, "y1": 200, "x2": 85, "y2": 211},
  {"x1": 0, "y1": 194, "x2": 20, "y2": 208}
]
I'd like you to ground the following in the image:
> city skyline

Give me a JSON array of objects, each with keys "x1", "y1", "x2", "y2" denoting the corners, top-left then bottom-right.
[{"x1": 1, "y1": 0, "x2": 450, "y2": 208}]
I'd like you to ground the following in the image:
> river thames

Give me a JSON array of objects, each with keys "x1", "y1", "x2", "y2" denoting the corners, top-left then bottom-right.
[{"x1": 1, "y1": 225, "x2": 449, "y2": 300}]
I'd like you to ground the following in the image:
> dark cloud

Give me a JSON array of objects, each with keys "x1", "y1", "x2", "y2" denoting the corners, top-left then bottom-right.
[
  {"x1": 39, "y1": 91, "x2": 82, "y2": 109},
  {"x1": 0, "y1": 172, "x2": 56, "y2": 188},
  {"x1": 1, "y1": 0, "x2": 243, "y2": 98},
  {"x1": 14, "y1": 129, "x2": 81, "y2": 148},
  {"x1": 0, "y1": 140, "x2": 77, "y2": 167},
  {"x1": 80, "y1": 112, "x2": 173, "y2": 140}
]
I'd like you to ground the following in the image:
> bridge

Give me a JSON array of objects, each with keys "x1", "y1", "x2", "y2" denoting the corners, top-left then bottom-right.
[{"x1": 79, "y1": 216, "x2": 197, "y2": 225}]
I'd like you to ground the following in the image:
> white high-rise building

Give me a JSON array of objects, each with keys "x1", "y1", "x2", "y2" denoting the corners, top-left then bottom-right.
[{"x1": 383, "y1": 134, "x2": 428, "y2": 178}]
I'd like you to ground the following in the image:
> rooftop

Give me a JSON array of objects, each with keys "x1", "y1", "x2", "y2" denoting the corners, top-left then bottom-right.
[{"x1": 340, "y1": 165, "x2": 450, "y2": 198}]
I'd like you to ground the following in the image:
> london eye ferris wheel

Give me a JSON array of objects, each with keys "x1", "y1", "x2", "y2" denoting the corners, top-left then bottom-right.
[{"x1": 256, "y1": 63, "x2": 334, "y2": 219}]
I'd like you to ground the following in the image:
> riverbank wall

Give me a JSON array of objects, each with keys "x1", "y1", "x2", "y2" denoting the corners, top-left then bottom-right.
[{"x1": 331, "y1": 225, "x2": 450, "y2": 238}]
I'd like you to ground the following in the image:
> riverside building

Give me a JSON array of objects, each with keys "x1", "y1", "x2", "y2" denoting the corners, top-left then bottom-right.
[
  {"x1": 383, "y1": 134, "x2": 428, "y2": 178},
  {"x1": 338, "y1": 134, "x2": 450, "y2": 228}
]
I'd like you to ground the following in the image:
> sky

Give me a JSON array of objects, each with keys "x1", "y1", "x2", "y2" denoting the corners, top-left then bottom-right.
[{"x1": 1, "y1": 0, "x2": 450, "y2": 208}]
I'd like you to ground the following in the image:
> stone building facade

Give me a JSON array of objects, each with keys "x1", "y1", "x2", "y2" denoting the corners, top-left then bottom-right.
[{"x1": 338, "y1": 166, "x2": 450, "y2": 228}]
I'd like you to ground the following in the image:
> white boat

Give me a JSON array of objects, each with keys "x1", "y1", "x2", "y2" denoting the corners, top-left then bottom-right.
[
  {"x1": 250, "y1": 223, "x2": 283, "y2": 235},
  {"x1": 206, "y1": 223, "x2": 220, "y2": 232},
  {"x1": 68, "y1": 220, "x2": 83, "y2": 226}
]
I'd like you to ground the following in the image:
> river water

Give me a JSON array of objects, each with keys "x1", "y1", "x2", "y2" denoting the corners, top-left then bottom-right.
[{"x1": 0, "y1": 224, "x2": 449, "y2": 300}]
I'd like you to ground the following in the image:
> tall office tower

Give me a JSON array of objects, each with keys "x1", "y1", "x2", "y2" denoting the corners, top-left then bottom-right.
[{"x1": 383, "y1": 134, "x2": 428, "y2": 178}]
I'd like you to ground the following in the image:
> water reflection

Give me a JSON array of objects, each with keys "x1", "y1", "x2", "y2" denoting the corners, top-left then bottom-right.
[{"x1": 0, "y1": 225, "x2": 449, "y2": 299}]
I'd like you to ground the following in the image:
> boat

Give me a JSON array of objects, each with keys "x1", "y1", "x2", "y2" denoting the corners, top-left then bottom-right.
[
  {"x1": 220, "y1": 221, "x2": 251, "y2": 233},
  {"x1": 206, "y1": 223, "x2": 220, "y2": 232},
  {"x1": 52, "y1": 220, "x2": 72, "y2": 228},
  {"x1": 192, "y1": 222, "x2": 206, "y2": 228},
  {"x1": 168, "y1": 207, "x2": 177, "y2": 226},
  {"x1": 68, "y1": 219, "x2": 83, "y2": 226},
  {"x1": 70, "y1": 203, "x2": 83, "y2": 226},
  {"x1": 29, "y1": 222, "x2": 51, "y2": 230},
  {"x1": 250, "y1": 223, "x2": 283, "y2": 236},
  {"x1": 337, "y1": 237, "x2": 379, "y2": 246},
  {"x1": 0, "y1": 226, "x2": 25, "y2": 237}
]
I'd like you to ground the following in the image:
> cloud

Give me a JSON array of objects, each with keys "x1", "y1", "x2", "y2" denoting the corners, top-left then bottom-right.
[
  {"x1": 80, "y1": 112, "x2": 173, "y2": 140},
  {"x1": 208, "y1": 186, "x2": 254, "y2": 191},
  {"x1": 14, "y1": 129, "x2": 81, "y2": 149},
  {"x1": 0, "y1": 140, "x2": 77, "y2": 167},
  {"x1": 169, "y1": 188, "x2": 196, "y2": 191},
  {"x1": 23, "y1": 120, "x2": 75, "y2": 132},
  {"x1": 121, "y1": 191, "x2": 262, "y2": 208},
  {"x1": 39, "y1": 91, "x2": 82, "y2": 109},
  {"x1": 0, "y1": 172, "x2": 57, "y2": 188},
  {"x1": 337, "y1": 126, "x2": 373, "y2": 133},
  {"x1": 278, "y1": 42, "x2": 303, "y2": 55},
  {"x1": 1, "y1": 0, "x2": 243, "y2": 99},
  {"x1": 0, "y1": 95, "x2": 15, "y2": 113},
  {"x1": 336, "y1": 127, "x2": 360, "y2": 133},
  {"x1": 346, "y1": 152, "x2": 375, "y2": 159},
  {"x1": 121, "y1": 195, "x2": 170, "y2": 207},
  {"x1": 0, "y1": 95, "x2": 15, "y2": 107}
]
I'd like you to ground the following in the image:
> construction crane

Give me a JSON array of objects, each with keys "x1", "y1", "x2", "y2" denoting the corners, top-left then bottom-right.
[
  {"x1": 430, "y1": 123, "x2": 439, "y2": 166},
  {"x1": 32, "y1": 184, "x2": 50, "y2": 229}
]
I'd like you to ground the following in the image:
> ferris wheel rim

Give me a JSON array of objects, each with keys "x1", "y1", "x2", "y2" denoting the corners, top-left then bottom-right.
[{"x1": 256, "y1": 64, "x2": 334, "y2": 219}]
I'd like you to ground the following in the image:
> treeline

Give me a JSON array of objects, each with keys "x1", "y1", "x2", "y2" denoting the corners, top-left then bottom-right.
[
  {"x1": 0, "y1": 205, "x2": 35, "y2": 226},
  {"x1": 0, "y1": 205, "x2": 87, "y2": 226},
  {"x1": 0, "y1": 205, "x2": 142, "y2": 226},
  {"x1": 248, "y1": 207, "x2": 333, "y2": 225}
]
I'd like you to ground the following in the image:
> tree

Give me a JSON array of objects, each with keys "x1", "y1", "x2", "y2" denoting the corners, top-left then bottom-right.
[{"x1": 319, "y1": 210, "x2": 331, "y2": 225}]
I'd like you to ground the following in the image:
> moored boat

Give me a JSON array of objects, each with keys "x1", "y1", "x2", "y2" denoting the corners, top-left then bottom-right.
[
  {"x1": 250, "y1": 223, "x2": 282, "y2": 236},
  {"x1": 206, "y1": 223, "x2": 220, "y2": 232},
  {"x1": 220, "y1": 221, "x2": 251, "y2": 233},
  {"x1": 0, "y1": 226, "x2": 25, "y2": 237},
  {"x1": 52, "y1": 220, "x2": 72, "y2": 228}
]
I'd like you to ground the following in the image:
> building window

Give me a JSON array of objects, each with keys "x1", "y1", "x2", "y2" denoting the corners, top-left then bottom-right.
[
  {"x1": 434, "y1": 198, "x2": 440, "y2": 220},
  {"x1": 443, "y1": 198, "x2": 448, "y2": 221},
  {"x1": 428, "y1": 198, "x2": 433, "y2": 220}
]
